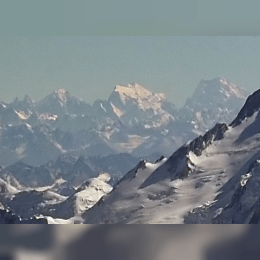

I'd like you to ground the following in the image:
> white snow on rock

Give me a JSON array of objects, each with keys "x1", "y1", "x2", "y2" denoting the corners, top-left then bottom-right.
[
  {"x1": 39, "y1": 114, "x2": 58, "y2": 121},
  {"x1": 100, "y1": 102, "x2": 107, "y2": 113},
  {"x1": 220, "y1": 77, "x2": 246, "y2": 99},
  {"x1": 14, "y1": 110, "x2": 31, "y2": 120},
  {"x1": 240, "y1": 173, "x2": 252, "y2": 187},
  {"x1": 42, "y1": 191, "x2": 69, "y2": 205},
  {"x1": 114, "y1": 83, "x2": 167, "y2": 114},
  {"x1": 110, "y1": 102, "x2": 124, "y2": 117},
  {"x1": 46, "y1": 216, "x2": 74, "y2": 224},
  {"x1": 75, "y1": 173, "x2": 113, "y2": 214},
  {"x1": 56, "y1": 89, "x2": 68, "y2": 104}
]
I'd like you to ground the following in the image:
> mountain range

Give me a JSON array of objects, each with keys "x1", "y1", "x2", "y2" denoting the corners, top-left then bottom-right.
[
  {"x1": 0, "y1": 77, "x2": 247, "y2": 167},
  {"x1": 0, "y1": 77, "x2": 256, "y2": 223}
]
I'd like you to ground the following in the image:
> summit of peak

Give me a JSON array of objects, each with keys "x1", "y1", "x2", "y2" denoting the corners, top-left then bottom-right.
[
  {"x1": 109, "y1": 83, "x2": 169, "y2": 120},
  {"x1": 115, "y1": 82, "x2": 141, "y2": 88},
  {"x1": 231, "y1": 88, "x2": 260, "y2": 127},
  {"x1": 55, "y1": 88, "x2": 68, "y2": 95},
  {"x1": 54, "y1": 89, "x2": 69, "y2": 103},
  {"x1": 113, "y1": 83, "x2": 165, "y2": 102},
  {"x1": 114, "y1": 83, "x2": 150, "y2": 93},
  {"x1": 23, "y1": 94, "x2": 34, "y2": 104},
  {"x1": 196, "y1": 77, "x2": 247, "y2": 99}
]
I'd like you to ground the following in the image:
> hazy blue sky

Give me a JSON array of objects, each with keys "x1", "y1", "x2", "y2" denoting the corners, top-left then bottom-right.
[{"x1": 1, "y1": 36, "x2": 260, "y2": 107}]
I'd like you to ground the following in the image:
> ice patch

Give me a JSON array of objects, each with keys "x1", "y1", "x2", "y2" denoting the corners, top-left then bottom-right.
[
  {"x1": 52, "y1": 141, "x2": 66, "y2": 153},
  {"x1": 46, "y1": 216, "x2": 74, "y2": 224},
  {"x1": 14, "y1": 110, "x2": 31, "y2": 120},
  {"x1": 240, "y1": 173, "x2": 252, "y2": 187},
  {"x1": 214, "y1": 207, "x2": 223, "y2": 218},
  {"x1": 39, "y1": 114, "x2": 58, "y2": 121},
  {"x1": 100, "y1": 102, "x2": 107, "y2": 113},
  {"x1": 188, "y1": 151, "x2": 200, "y2": 165},
  {"x1": 110, "y1": 102, "x2": 123, "y2": 117},
  {"x1": 145, "y1": 158, "x2": 167, "y2": 170}
]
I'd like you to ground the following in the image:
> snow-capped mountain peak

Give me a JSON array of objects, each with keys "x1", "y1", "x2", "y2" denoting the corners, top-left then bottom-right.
[
  {"x1": 22, "y1": 94, "x2": 35, "y2": 106},
  {"x1": 106, "y1": 83, "x2": 176, "y2": 131},
  {"x1": 55, "y1": 89, "x2": 69, "y2": 105},
  {"x1": 193, "y1": 77, "x2": 247, "y2": 101},
  {"x1": 38, "y1": 88, "x2": 71, "y2": 110},
  {"x1": 231, "y1": 89, "x2": 260, "y2": 127},
  {"x1": 112, "y1": 83, "x2": 166, "y2": 111},
  {"x1": 219, "y1": 77, "x2": 246, "y2": 99},
  {"x1": 179, "y1": 77, "x2": 248, "y2": 134}
]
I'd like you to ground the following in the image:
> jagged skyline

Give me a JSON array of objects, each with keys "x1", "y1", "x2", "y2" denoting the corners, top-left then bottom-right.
[{"x1": 1, "y1": 36, "x2": 260, "y2": 107}]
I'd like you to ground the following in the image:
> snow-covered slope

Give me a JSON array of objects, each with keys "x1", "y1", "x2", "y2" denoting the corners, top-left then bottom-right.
[
  {"x1": 82, "y1": 88, "x2": 260, "y2": 224},
  {"x1": 82, "y1": 157, "x2": 168, "y2": 223},
  {"x1": 39, "y1": 173, "x2": 113, "y2": 223},
  {"x1": 82, "y1": 123, "x2": 229, "y2": 224},
  {"x1": 184, "y1": 89, "x2": 260, "y2": 223}
]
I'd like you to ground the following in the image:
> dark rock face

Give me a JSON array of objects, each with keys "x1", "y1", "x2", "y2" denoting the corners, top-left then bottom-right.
[
  {"x1": 0, "y1": 152, "x2": 139, "y2": 190},
  {"x1": 139, "y1": 146, "x2": 190, "y2": 189},
  {"x1": 188, "y1": 123, "x2": 228, "y2": 156},
  {"x1": 88, "y1": 153, "x2": 140, "y2": 186},
  {"x1": 116, "y1": 159, "x2": 147, "y2": 184},
  {"x1": 64, "y1": 156, "x2": 96, "y2": 187},
  {"x1": 0, "y1": 210, "x2": 21, "y2": 224},
  {"x1": 2, "y1": 191, "x2": 46, "y2": 219},
  {"x1": 231, "y1": 89, "x2": 260, "y2": 127},
  {"x1": 0, "y1": 209, "x2": 47, "y2": 224},
  {"x1": 3, "y1": 162, "x2": 53, "y2": 187}
]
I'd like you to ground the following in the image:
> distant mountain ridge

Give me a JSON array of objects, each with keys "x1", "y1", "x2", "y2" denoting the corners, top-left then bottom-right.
[{"x1": 0, "y1": 77, "x2": 248, "y2": 167}]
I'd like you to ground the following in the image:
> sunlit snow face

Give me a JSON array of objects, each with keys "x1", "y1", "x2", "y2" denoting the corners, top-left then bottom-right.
[{"x1": 219, "y1": 78, "x2": 246, "y2": 99}]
